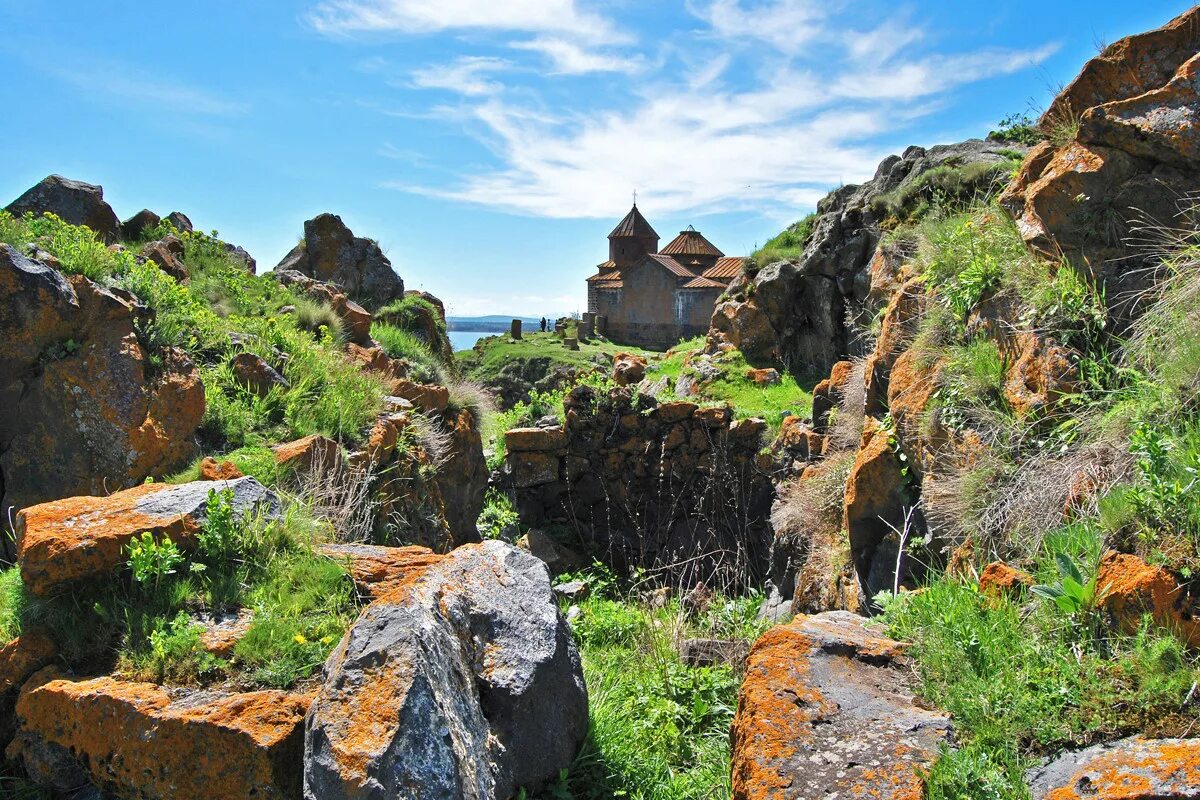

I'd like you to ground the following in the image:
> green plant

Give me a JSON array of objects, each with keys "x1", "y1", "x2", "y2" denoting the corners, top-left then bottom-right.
[
  {"x1": 290, "y1": 296, "x2": 345, "y2": 338},
  {"x1": 750, "y1": 213, "x2": 816, "y2": 268},
  {"x1": 371, "y1": 322, "x2": 446, "y2": 383},
  {"x1": 126, "y1": 532, "x2": 184, "y2": 596},
  {"x1": 0, "y1": 567, "x2": 25, "y2": 642},
  {"x1": 478, "y1": 490, "x2": 520, "y2": 540},
  {"x1": 131, "y1": 611, "x2": 226, "y2": 684},
  {"x1": 1031, "y1": 552, "x2": 1099, "y2": 615},
  {"x1": 989, "y1": 112, "x2": 1042, "y2": 147}
]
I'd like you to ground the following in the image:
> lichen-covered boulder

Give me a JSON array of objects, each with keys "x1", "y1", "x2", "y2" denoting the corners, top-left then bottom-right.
[
  {"x1": 1026, "y1": 737, "x2": 1200, "y2": 799},
  {"x1": 231, "y1": 351, "x2": 290, "y2": 397},
  {"x1": 612, "y1": 352, "x2": 648, "y2": 386},
  {"x1": 731, "y1": 611, "x2": 952, "y2": 800},
  {"x1": 304, "y1": 540, "x2": 588, "y2": 800},
  {"x1": 0, "y1": 631, "x2": 56, "y2": 752},
  {"x1": 1000, "y1": 7, "x2": 1200, "y2": 314},
  {"x1": 276, "y1": 213, "x2": 404, "y2": 309},
  {"x1": 7, "y1": 669, "x2": 310, "y2": 800},
  {"x1": 1095, "y1": 551, "x2": 1200, "y2": 648},
  {"x1": 5, "y1": 175, "x2": 122, "y2": 243},
  {"x1": 15, "y1": 477, "x2": 279, "y2": 596},
  {"x1": 0, "y1": 245, "x2": 206, "y2": 546}
]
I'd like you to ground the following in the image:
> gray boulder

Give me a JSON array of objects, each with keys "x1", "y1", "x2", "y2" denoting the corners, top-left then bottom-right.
[
  {"x1": 164, "y1": 211, "x2": 193, "y2": 233},
  {"x1": 1027, "y1": 737, "x2": 1200, "y2": 799},
  {"x1": 304, "y1": 540, "x2": 588, "y2": 800},
  {"x1": 276, "y1": 213, "x2": 404, "y2": 309},
  {"x1": 121, "y1": 209, "x2": 162, "y2": 241},
  {"x1": 6, "y1": 175, "x2": 122, "y2": 244}
]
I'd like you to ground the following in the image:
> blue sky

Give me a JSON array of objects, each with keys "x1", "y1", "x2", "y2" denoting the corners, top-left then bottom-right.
[{"x1": 0, "y1": 1, "x2": 1191, "y2": 317}]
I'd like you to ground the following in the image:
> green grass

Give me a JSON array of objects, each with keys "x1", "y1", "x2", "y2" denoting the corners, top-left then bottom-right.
[
  {"x1": 458, "y1": 330, "x2": 655, "y2": 371},
  {"x1": 372, "y1": 321, "x2": 447, "y2": 383},
  {"x1": 881, "y1": 566, "x2": 1199, "y2": 800},
  {"x1": 377, "y1": 294, "x2": 447, "y2": 339},
  {"x1": 0, "y1": 566, "x2": 26, "y2": 643},
  {"x1": 546, "y1": 576, "x2": 768, "y2": 800},
  {"x1": 749, "y1": 213, "x2": 816, "y2": 270},
  {"x1": 0, "y1": 210, "x2": 138, "y2": 281},
  {"x1": 11, "y1": 491, "x2": 356, "y2": 689},
  {"x1": 870, "y1": 155, "x2": 1024, "y2": 226}
]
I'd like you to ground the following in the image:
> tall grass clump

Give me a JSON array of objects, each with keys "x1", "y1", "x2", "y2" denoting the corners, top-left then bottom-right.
[{"x1": 372, "y1": 322, "x2": 446, "y2": 384}]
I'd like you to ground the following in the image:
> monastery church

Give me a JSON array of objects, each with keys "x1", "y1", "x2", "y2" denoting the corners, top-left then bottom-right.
[{"x1": 586, "y1": 204, "x2": 744, "y2": 349}]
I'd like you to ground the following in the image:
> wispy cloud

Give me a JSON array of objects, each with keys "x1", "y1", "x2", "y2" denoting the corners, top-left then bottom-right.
[
  {"x1": 307, "y1": 0, "x2": 622, "y2": 43},
  {"x1": 44, "y1": 62, "x2": 247, "y2": 116},
  {"x1": 346, "y1": 0, "x2": 1058, "y2": 220},
  {"x1": 411, "y1": 56, "x2": 510, "y2": 95},
  {"x1": 691, "y1": 0, "x2": 828, "y2": 53}
]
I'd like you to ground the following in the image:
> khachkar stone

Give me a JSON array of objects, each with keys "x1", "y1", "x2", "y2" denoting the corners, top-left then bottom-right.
[
  {"x1": 579, "y1": 313, "x2": 594, "y2": 340},
  {"x1": 555, "y1": 322, "x2": 566, "y2": 336},
  {"x1": 563, "y1": 336, "x2": 579, "y2": 351},
  {"x1": 511, "y1": 319, "x2": 522, "y2": 340},
  {"x1": 595, "y1": 315, "x2": 607, "y2": 336}
]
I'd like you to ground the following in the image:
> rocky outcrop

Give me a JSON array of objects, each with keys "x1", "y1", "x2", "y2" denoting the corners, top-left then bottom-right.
[
  {"x1": 304, "y1": 541, "x2": 588, "y2": 800},
  {"x1": 1095, "y1": 551, "x2": 1200, "y2": 648},
  {"x1": 376, "y1": 290, "x2": 455, "y2": 364},
  {"x1": 0, "y1": 632, "x2": 56, "y2": 752},
  {"x1": 1026, "y1": 737, "x2": 1200, "y2": 799},
  {"x1": 276, "y1": 213, "x2": 404, "y2": 310},
  {"x1": 317, "y1": 542, "x2": 442, "y2": 600},
  {"x1": 6, "y1": 175, "x2": 122, "y2": 243},
  {"x1": 505, "y1": 387, "x2": 774, "y2": 589},
  {"x1": 708, "y1": 139, "x2": 1023, "y2": 374},
  {"x1": 141, "y1": 234, "x2": 189, "y2": 282},
  {"x1": 15, "y1": 477, "x2": 279, "y2": 596},
  {"x1": 1001, "y1": 6, "x2": 1200, "y2": 318},
  {"x1": 275, "y1": 269, "x2": 374, "y2": 344},
  {"x1": 730, "y1": 611, "x2": 952, "y2": 800},
  {"x1": 437, "y1": 407, "x2": 489, "y2": 545},
  {"x1": 8, "y1": 669, "x2": 310, "y2": 800},
  {"x1": 0, "y1": 245, "x2": 206, "y2": 548},
  {"x1": 122, "y1": 208, "x2": 162, "y2": 240}
]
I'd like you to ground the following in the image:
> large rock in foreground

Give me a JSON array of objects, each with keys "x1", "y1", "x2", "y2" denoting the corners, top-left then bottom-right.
[
  {"x1": 6, "y1": 175, "x2": 122, "y2": 243},
  {"x1": 8, "y1": 669, "x2": 310, "y2": 800},
  {"x1": 731, "y1": 611, "x2": 952, "y2": 800},
  {"x1": 16, "y1": 477, "x2": 279, "y2": 596},
  {"x1": 1026, "y1": 737, "x2": 1200, "y2": 799},
  {"x1": 0, "y1": 245, "x2": 206, "y2": 544},
  {"x1": 304, "y1": 540, "x2": 588, "y2": 800},
  {"x1": 276, "y1": 213, "x2": 404, "y2": 309}
]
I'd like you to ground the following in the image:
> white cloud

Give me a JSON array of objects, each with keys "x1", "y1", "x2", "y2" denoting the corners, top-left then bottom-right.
[
  {"x1": 832, "y1": 43, "x2": 1061, "y2": 100},
  {"x1": 509, "y1": 37, "x2": 639, "y2": 75},
  {"x1": 692, "y1": 0, "x2": 828, "y2": 53},
  {"x1": 307, "y1": 0, "x2": 621, "y2": 43},
  {"x1": 411, "y1": 56, "x2": 509, "y2": 95}
]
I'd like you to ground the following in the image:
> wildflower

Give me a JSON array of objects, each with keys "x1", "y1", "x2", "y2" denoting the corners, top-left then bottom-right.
[{"x1": 293, "y1": 634, "x2": 308, "y2": 645}]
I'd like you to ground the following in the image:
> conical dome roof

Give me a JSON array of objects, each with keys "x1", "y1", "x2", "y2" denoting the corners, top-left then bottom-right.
[
  {"x1": 608, "y1": 204, "x2": 659, "y2": 239},
  {"x1": 660, "y1": 226, "x2": 724, "y2": 258}
]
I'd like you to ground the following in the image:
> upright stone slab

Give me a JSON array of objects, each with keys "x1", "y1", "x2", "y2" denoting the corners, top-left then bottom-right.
[
  {"x1": 304, "y1": 541, "x2": 588, "y2": 800},
  {"x1": 511, "y1": 318, "x2": 522, "y2": 339}
]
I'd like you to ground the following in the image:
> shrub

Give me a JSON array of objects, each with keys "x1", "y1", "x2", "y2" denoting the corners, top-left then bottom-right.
[
  {"x1": 377, "y1": 295, "x2": 447, "y2": 338},
  {"x1": 0, "y1": 211, "x2": 138, "y2": 281},
  {"x1": 371, "y1": 322, "x2": 446, "y2": 384},
  {"x1": 750, "y1": 213, "x2": 816, "y2": 268},
  {"x1": 290, "y1": 296, "x2": 345, "y2": 338},
  {"x1": 988, "y1": 112, "x2": 1043, "y2": 147},
  {"x1": 478, "y1": 490, "x2": 520, "y2": 540}
]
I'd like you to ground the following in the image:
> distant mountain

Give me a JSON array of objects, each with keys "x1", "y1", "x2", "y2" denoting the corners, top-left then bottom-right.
[{"x1": 447, "y1": 315, "x2": 545, "y2": 333}]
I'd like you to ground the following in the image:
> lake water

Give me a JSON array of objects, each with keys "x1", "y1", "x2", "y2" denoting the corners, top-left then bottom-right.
[{"x1": 448, "y1": 330, "x2": 494, "y2": 352}]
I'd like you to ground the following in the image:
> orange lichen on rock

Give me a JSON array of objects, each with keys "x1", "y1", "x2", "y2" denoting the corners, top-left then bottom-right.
[
  {"x1": 318, "y1": 542, "x2": 445, "y2": 600},
  {"x1": 1029, "y1": 737, "x2": 1200, "y2": 799},
  {"x1": 979, "y1": 562, "x2": 1034, "y2": 598},
  {"x1": 612, "y1": 352, "x2": 648, "y2": 385},
  {"x1": 0, "y1": 632, "x2": 56, "y2": 696},
  {"x1": 1095, "y1": 552, "x2": 1200, "y2": 648},
  {"x1": 730, "y1": 612, "x2": 950, "y2": 800},
  {"x1": 15, "y1": 483, "x2": 201, "y2": 597},
  {"x1": 273, "y1": 433, "x2": 342, "y2": 475},
  {"x1": 199, "y1": 456, "x2": 244, "y2": 481},
  {"x1": 8, "y1": 669, "x2": 310, "y2": 800}
]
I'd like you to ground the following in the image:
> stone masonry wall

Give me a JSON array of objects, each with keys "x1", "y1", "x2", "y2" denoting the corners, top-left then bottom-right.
[{"x1": 505, "y1": 386, "x2": 774, "y2": 590}]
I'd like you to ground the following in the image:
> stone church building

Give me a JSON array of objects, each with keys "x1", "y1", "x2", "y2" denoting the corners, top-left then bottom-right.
[{"x1": 586, "y1": 204, "x2": 744, "y2": 349}]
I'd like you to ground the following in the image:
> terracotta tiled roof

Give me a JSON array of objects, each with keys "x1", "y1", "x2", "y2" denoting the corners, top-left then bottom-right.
[
  {"x1": 608, "y1": 204, "x2": 659, "y2": 239},
  {"x1": 660, "y1": 226, "x2": 724, "y2": 257},
  {"x1": 703, "y1": 257, "x2": 745, "y2": 279},
  {"x1": 594, "y1": 280, "x2": 623, "y2": 289},
  {"x1": 587, "y1": 269, "x2": 622, "y2": 282},
  {"x1": 681, "y1": 276, "x2": 726, "y2": 289},
  {"x1": 594, "y1": 259, "x2": 616, "y2": 270},
  {"x1": 646, "y1": 253, "x2": 697, "y2": 278}
]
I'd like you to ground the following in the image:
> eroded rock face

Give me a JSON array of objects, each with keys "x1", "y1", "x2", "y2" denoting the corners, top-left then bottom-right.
[
  {"x1": 731, "y1": 611, "x2": 952, "y2": 800},
  {"x1": 16, "y1": 477, "x2": 279, "y2": 596},
  {"x1": 1001, "y1": 7, "x2": 1200, "y2": 317},
  {"x1": 1095, "y1": 551, "x2": 1200, "y2": 648},
  {"x1": 6, "y1": 175, "x2": 122, "y2": 243},
  {"x1": 612, "y1": 352, "x2": 648, "y2": 385},
  {"x1": 276, "y1": 213, "x2": 404, "y2": 310},
  {"x1": 0, "y1": 245, "x2": 206, "y2": 548},
  {"x1": 304, "y1": 540, "x2": 587, "y2": 800},
  {"x1": 1026, "y1": 737, "x2": 1200, "y2": 799},
  {"x1": 8, "y1": 669, "x2": 310, "y2": 800},
  {"x1": 274, "y1": 269, "x2": 374, "y2": 344},
  {"x1": 317, "y1": 542, "x2": 443, "y2": 601},
  {"x1": 436, "y1": 407, "x2": 488, "y2": 545},
  {"x1": 708, "y1": 140, "x2": 1022, "y2": 374}
]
